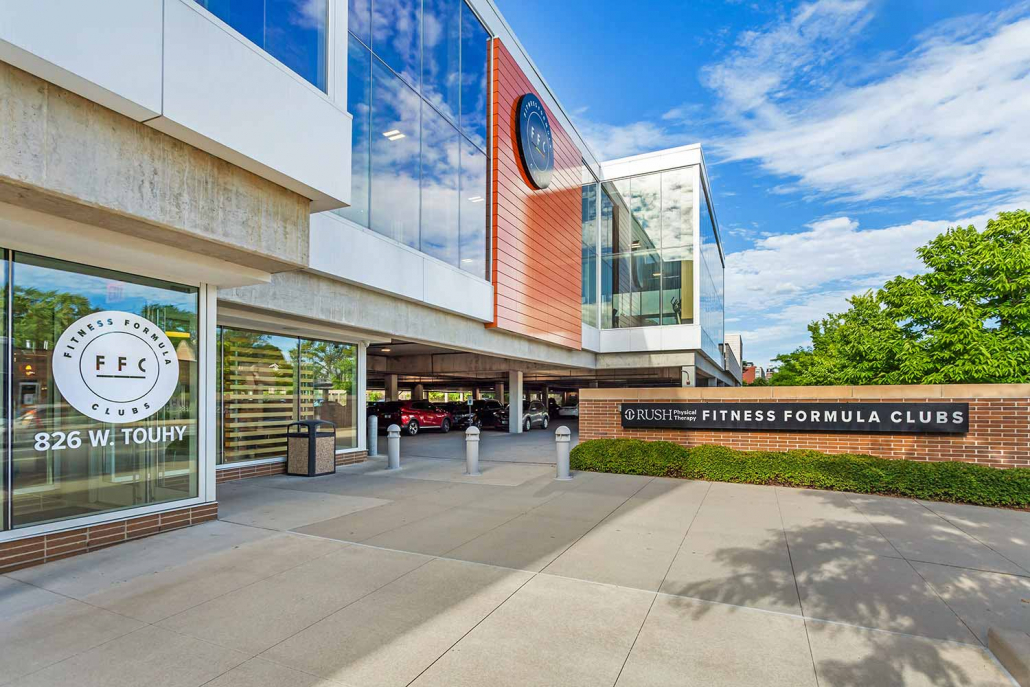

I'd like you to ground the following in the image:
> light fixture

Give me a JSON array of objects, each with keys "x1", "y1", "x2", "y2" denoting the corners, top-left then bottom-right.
[
  {"x1": 382, "y1": 129, "x2": 406, "y2": 141},
  {"x1": 461, "y1": 258, "x2": 474, "y2": 263},
  {"x1": 467, "y1": 196, "x2": 485, "y2": 203},
  {"x1": 381, "y1": 348, "x2": 392, "y2": 352}
]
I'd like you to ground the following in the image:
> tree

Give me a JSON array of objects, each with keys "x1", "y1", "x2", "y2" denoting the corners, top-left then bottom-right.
[{"x1": 769, "y1": 210, "x2": 1030, "y2": 385}]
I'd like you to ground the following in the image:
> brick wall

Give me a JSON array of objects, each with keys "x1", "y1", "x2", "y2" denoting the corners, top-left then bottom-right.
[
  {"x1": 489, "y1": 39, "x2": 583, "y2": 350},
  {"x1": 579, "y1": 386, "x2": 1030, "y2": 469},
  {"x1": 0, "y1": 503, "x2": 218, "y2": 574},
  {"x1": 215, "y1": 451, "x2": 368, "y2": 483}
]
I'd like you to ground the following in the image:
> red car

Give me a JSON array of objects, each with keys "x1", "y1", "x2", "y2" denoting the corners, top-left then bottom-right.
[{"x1": 373, "y1": 401, "x2": 453, "y2": 436}]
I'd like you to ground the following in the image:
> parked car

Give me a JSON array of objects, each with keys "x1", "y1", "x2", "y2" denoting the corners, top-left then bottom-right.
[
  {"x1": 371, "y1": 401, "x2": 453, "y2": 436},
  {"x1": 557, "y1": 403, "x2": 579, "y2": 418},
  {"x1": 440, "y1": 401, "x2": 481, "y2": 429},
  {"x1": 484, "y1": 400, "x2": 549, "y2": 431}
]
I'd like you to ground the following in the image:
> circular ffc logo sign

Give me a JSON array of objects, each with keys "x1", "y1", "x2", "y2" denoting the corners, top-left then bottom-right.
[
  {"x1": 516, "y1": 93, "x2": 554, "y2": 190},
  {"x1": 52, "y1": 311, "x2": 180, "y2": 424}
]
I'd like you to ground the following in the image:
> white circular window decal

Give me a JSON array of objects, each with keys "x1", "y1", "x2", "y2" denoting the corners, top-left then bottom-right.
[{"x1": 52, "y1": 311, "x2": 180, "y2": 424}]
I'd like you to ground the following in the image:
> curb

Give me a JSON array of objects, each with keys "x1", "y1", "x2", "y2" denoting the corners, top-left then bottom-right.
[{"x1": 988, "y1": 628, "x2": 1030, "y2": 686}]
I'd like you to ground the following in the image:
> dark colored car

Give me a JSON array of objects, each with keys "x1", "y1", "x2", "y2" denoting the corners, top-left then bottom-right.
[
  {"x1": 440, "y1": 401, "x2": 480, "y2": 429},
  {"x1": 483, "y1": 400, "x2": 549, "y2": 432},
  {"x1": 371, "y1": 401, "x2": 453, "y2": 436}
]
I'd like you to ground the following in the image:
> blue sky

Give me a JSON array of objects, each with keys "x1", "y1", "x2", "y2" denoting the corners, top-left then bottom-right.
[{"x1": 495, "y1": 0, "x2": 1030, "y2": 368}]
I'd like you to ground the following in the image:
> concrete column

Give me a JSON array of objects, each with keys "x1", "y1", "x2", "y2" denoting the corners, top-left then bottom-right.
[
  {"x1": 508, "y1": 370, "x2": 524, "y2": 434},
  {"x1": 495, "y1": 381, "x2": 505, "y2": 403},
  {"x1": 543, "y1": 385, "x2": 551, "y2": 408},
  {"x1": 681, "y1": 365, "x2": 697, "y2": 387},
  {"x1": 385, "y1": 374, "x2": 399, "y2": 401},
  {"x1": 412, "y1": 383, "x2": 425, "y2": 401},
  {"x1": 473, "y1": 387, "x2": 482, "y2": 400}
]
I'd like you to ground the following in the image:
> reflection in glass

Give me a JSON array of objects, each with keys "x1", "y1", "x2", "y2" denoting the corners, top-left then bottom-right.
[
  {"x1": 349, "y1": 0, "x2": 372, "y2": 45},
  {"x1": 581, "y1": 183, "x2": 598, "y2": 327},
  {"x1": 602, "y1": 181, "x2": 632, "y2": 255},
  {"x1": 219, "y1": 329, "x2": 297, "y2": 464},
  {"x1": 699, "y1": 186, "x2": 724, "y2": 359},
  {"x1": 630, "y1": 174, "x2": 662, "y2": 252},
  {"x1": 421, "y1": 103, "x2": 461, "y2": 267},
  {"x1": 299, "y1": 340, "x2": 359, "y2": 450},
  {"x1": 10, "y1": 254, "x2": 199, "y2": 528},
  {"x1": 661, "y1": 247, "x2": 694, "y2": 325},
  {"x1": 423, "y1": 0, "x2": 461, "y2": 122},
  {"x1": 459, "y1": 139, "x2": 488, "y2": 279},
  {"x1": 460, "y1": 2, "x2": 490, "y2": 150},
  {"x1": 372, "y1": 0, "x2": 421, "y2": 89},
  {"x1": 371, "y1": 58, "x2": 422, "y2": 249},
  {"x1": 194, "y1": 0, "x2": 327, "y2": 91},
  {"x1": 661, "y1": 167, "x2": 694, "y2": 250},
  {"x1": 335, "y1": 36, "x2": 372, "y2": 228}
]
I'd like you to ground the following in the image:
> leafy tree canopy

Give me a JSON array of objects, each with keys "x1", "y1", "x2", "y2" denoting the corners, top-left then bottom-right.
[{"x1": 768, "y1": 210, "x2": 1030, "y2": 385}]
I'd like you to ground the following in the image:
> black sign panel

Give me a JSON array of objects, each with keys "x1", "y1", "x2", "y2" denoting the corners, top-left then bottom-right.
[
  {"x1": 620, "y1": 402, "x2": 969, "y2": 434},
  {"x1": 515, "y1": 93, "x2": 554, "y2": 190}
]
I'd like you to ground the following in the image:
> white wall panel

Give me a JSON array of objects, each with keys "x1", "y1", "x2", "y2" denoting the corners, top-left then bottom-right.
[
  {"x1": 0, "y1": 0, "x2": 162, "y2": 120},
  {"x1": 156, "y1": 0, "x2": 352, "y2": 210}
]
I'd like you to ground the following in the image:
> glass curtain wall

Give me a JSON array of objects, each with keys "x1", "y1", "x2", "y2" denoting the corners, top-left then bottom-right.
[
  {"x1": 598, "y1": 167, "x2": 696, "y2": 329},
  {"x1": 218, "y1": 327, "x2": 358, "y2": 464},
  {"x1": 193, "y1": 0, "x2": 328, "y2": 91},
  {"x1": 699, "y1": 181, "x2": 725, "y2": 360},
  {"x1": 581, "y1": 173, "x2": 598, "y2": 327},
  {"x1": 339, "y1": 0, "x2": 490, "y2": 280},
  {"x1": 5, "y1": 254, "x2": 199, "y2": 529}
]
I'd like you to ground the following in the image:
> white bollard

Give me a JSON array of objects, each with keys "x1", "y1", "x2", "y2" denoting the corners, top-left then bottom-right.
[
  {"x1": 367, "y1": 415, "x2": 379, "y2": 456},
  {"x1": 465, "y1": 426, "x2": 481, "y2": 476},
  {"x1": 555, "y1": 426, "x2": 572, "y2": 480},
  {"x1": 387, "y1": 424, "x2": 401, "y2": 470}
]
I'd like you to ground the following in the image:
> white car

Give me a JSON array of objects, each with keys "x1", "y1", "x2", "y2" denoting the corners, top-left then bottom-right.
[{"x1": 557, "y1": 405, "x2": 579, "y2": 418}]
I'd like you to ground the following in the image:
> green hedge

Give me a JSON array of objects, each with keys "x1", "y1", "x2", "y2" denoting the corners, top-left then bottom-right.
[{"x1": 570, "y1": 439, "x2": 1030, "y2": 508}]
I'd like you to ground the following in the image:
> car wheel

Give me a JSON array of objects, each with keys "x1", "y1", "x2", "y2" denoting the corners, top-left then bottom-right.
[
  {"x1": 542, "y1": 416, "x2": 549, "y2": 429},
  {"x1": 407, "y1": 419, "x2": 420, "y2": 436},
  {"x1": 441, "y1": 418, "x2": 451, "y2": 433},
  {"x1": 523, "y1": 417, "x2": 532, "y2": 432}
]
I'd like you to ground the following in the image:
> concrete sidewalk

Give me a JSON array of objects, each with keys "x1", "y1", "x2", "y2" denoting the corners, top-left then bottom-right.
[{"x1": 3, "y1": 457, "x2": 1026, "y2": 686}]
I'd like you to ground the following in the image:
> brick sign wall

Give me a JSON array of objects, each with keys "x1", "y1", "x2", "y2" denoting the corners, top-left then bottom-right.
[{"x1": 578, "y1": 385, "x2": 1030, "y2": 469}]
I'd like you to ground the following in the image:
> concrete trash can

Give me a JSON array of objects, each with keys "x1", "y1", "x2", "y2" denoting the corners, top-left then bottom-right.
[{"x1": 286, "y1": 420, "x2": 337, "y2": 476}]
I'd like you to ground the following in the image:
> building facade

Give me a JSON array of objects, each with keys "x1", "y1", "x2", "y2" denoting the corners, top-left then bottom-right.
[{"x1": 0, "y1": 0, "x2": 738, "y2": 560}]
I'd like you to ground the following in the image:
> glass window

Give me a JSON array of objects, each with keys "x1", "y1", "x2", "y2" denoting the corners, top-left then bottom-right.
[
  {"x1": 299, "y1": 339, "x2": 359, "y2": 450},
  {"x1": 194, "y1": 0, "x2": 327, "y2": 92},
  {"x1": 219, "y1": 329, "x2": 298, "y2": 464},
  {"x1": 602, "y1": 181, "x2": 633, "y2": 255},
  {"x1": 633, "y1": 251, "x2": 662, "y2": 327},
  {"x1": 423, "y1": 0, "x2": 461, "y2": 123},
  {"x1": 372, "y1": 0, "x2": 421, "y2": 90},
  {"x1": 699, "y1": 184, "x2": 724, "y2": 359},
  {"x1": 0, "y1": 251, "x2": 5, "y2": 531},
  {"x1": 349, "y1": 0, "x2": 371, "y2": 46},
  {"x1": 581, "y1": 183, "x2": 598, "y2": 327},
  {"x1": 661, "y1": 247, "x2": 694, "y2": 325},
  {"x1": 661, "y1": 167, "x2": 694, "y2": 250},
  {"x1": 10, "y1": 254, "x2": 199, "y2": 528},
  {"x1": 460, "y1": 2, "x2": 490, "y2": 150},
  {"x1": 629, "y1": 173, "x2": 662, "y2": 252},
  {"x1": 420, "y1": 103, "x2": 461, "y2": 266},
  {"x1": 370, "y1": 58, "x2": 422, "y2": 249},
  {"x1": 336, "y1": 35, "x2": 372, "y2": 228},
  {"x1": 459, "y1": 138, "x2": 488, "y2": 279}
]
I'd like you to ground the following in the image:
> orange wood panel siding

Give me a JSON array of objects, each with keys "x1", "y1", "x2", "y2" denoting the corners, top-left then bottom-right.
[{"x1": 489, "y1": 39, "x2": 583, "y2": 350}]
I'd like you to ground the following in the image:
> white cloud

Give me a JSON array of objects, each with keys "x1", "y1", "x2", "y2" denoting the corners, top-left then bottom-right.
[
  {"x1": 726, "y1": 211, "x2": 994, "y2": 367},
  {"x1": 708, "y1": 5, "x2": 1030, "y2": 205},
  {"x1": 572, "y1": 118, "x2": 687, "y2": 161}
]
